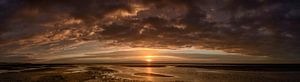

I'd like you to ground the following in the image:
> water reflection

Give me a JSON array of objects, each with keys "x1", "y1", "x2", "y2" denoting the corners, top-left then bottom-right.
[
  {"x1": 146, "y1": 67, "x2": 153, "y2": 81},
  {"x1": 109, "y1": 65, "x2": 300, "y2": 82}
]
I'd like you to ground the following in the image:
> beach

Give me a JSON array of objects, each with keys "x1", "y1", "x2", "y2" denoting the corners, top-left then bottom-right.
[{"x1": 0, "y1": 63, "x2": 299, "y2": 82}]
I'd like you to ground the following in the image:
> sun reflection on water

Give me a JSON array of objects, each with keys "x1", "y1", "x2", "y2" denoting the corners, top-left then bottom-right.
[{"x1": 146, "y1": 67, "x2": 153, "y2": 81}]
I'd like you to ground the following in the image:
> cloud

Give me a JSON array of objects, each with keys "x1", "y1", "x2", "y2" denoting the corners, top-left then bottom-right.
[
  {"x1": 44, "y1": 49, "x2": 269, "y2": 63},
  {"x1": 0, "y1": 0, "x2": 299, "y2": 63},
  {"x1": 0, "y1": 52, "x2": 40, "y2": 63}
]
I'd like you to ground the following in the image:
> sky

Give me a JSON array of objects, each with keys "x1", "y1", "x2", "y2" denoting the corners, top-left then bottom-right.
[{"x1": 0, "y1": 0, "x2": 299, "y2": 63}]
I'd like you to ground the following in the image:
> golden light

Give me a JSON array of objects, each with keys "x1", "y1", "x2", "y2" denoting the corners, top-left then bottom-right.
[
  {"x1": 146, "y1": 59, "x2": 152, "y2": 62},
  {"x1": 145, "y1": 56, "x2": 156, "y2": 63},
  {"x1": 104, "y1": 4, "x2": 148, "y2": 19},
  {"x1": 146, "y1": 67, "x2": 153, "y2": 81},
  {"x1": 145, "y1": 55, "x2": 155, "y2": 58},
  {"x1": 137, "y1": 48, "x2": 160, "y2": 63}
]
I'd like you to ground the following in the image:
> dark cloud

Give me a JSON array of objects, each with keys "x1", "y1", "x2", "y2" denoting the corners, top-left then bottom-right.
[
  {"x1": 0, "y1": 53, "x2": 39, "y2": 63},
  {"x1": 0, "y1": 0, "x2": 299, "y2": 63}
]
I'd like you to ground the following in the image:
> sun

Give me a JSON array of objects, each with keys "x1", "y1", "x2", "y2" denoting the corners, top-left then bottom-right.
[
  {"x1": 146, "y1": 59, "x2": 152, "y2": 62},
  {"x1": 141, "y1": 50, "x2": 158, "y2": 63},
  {"x1": 145, "y1": 55, "x2": 155, "y2": 63}
]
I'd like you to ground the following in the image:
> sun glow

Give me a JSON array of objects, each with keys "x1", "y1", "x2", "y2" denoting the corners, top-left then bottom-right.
[
  {"x1": 144, "y1": 55, "x2": 163, "y2": 63},
  {"x1": 146, "y1": 59, "x2": 152, "y2": 62},
  {"x1": 145, "y1": 55, "x2": 154, "y2": 63},
  {"x1": 145, "y1": 55, "x2": 156, "y2": 58}
]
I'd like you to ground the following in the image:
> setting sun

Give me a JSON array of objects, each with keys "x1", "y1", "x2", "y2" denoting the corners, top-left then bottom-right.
[
  {"x1": 142, "y1": 51, "x2": 157, "y2": 63},
  {"x1": 146, "y1": 59, "x2": 152, "y2": 62},
  {"x1": 145, "y1": 55, "x2": 154, "y2": 62}
]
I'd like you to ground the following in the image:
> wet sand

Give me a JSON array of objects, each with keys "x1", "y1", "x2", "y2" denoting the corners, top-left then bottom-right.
[
  {"x1": 134, "y1": 73, "x2": 174, "y2": 77},
  {"x1": 0, "y1": 63, "x2": 300, "y2": 82}
]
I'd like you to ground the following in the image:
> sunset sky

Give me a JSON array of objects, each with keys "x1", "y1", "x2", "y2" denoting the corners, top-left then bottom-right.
[{"x1": 0, "y1": 0, "x2": 299, "y2": 63}]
